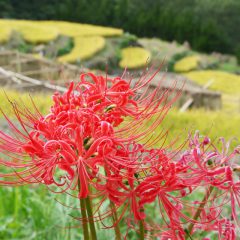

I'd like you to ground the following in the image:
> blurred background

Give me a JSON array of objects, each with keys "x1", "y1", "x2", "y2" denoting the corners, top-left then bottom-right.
[{"x1": 0, "y1": 0, "x2": 240, "y2": 239}]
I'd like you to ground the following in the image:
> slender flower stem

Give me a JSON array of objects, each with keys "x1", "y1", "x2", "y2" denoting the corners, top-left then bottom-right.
[
  {"x1": 85, "y1": 196, "x2": 97, "y2": 240},
  {"x1": 139, "y1": 220, "x2": 145, "y2": 240},
  {"x1": 80, "y1": 198, "x2": 90, "y2": 240},
  {"x1": 78, "y1": 180, "x2": 90, "y2": 240},
  {"x1": 104, "y1": 168, "x2": 121, "y2": 240},
  {"x1": 185, "y1": 229, "x2": 194, "y2": 240},
  {"x1": 186, "y1": 186, "x2": 214, "y2": 238},
  {"x1": 110, "y1": 201, "x2": 121, "y2": 240}
]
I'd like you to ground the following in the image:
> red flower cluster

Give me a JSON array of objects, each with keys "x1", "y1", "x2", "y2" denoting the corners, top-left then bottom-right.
[{"x1": 0, "y1": 71, "x2": 239, "y2": 239}]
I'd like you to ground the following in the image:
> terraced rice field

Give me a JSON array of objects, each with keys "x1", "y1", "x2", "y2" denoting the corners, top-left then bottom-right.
[
  {"x1": 0, "y1": 19, "x2": 123, "y2": 64},
  {"x1": 119, "y1": 47, "x2": 151, "y2": 69},
  {"x1": 184, "y1": 70, "x2": 240, "y2": 114},
  {"x1": 58, "y1": 36, "x2": 106, "y2": 62},
  {"x1": 174, "y1": 55, "x2": 200, "y2": 72}
]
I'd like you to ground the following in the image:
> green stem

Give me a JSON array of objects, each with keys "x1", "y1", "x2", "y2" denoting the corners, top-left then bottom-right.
[
  {"x1": 79, "y1": 198, "x2": 90, "y2": 240},
  {"x1": 139, "y1": 220, "x2": 145, "y2": 240},
  {"x1": 78, "y1": 180, "x2": 90, "y2": 240},
  {"x1": 186, "y1": 186, "x2": 214, "y2": 238},
  {"x1": 185, "y1": 229, "x2": 193, "y2": 240},
  {"x1": 85, "y1": 196, "x2": 97, "y2": 240},
  {"x1": 103, "y1": 168, "x2": 121, "y2": 239},
  {"x1": 110, "y1": 201, "x2": 121, "y2": 240}
]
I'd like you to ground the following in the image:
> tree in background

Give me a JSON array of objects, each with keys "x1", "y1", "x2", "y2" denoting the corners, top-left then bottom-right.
[{"x1": 1, "y1": 0, "x2": 240, "y2": 58}]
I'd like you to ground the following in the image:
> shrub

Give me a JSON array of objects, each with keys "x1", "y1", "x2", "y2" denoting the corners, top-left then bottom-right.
[
  {"x1": 119, "y1": 33, "x2": 138, "y2": 48},
  {"x1": 235, "y1": 45, "x2": 240, "y2": 64},
  {"x1": 57, "y1": 37, "x2": 74, "y2": 57}
]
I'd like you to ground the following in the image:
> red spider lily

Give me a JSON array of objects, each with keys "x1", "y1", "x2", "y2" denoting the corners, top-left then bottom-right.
[
  {"x1": 0, "y1": 69, "x2": 239, "y2": 240},
  {"x1": 0, "y1": 69, "x2": 172, "y2": 196},
  {"x1": 194, "y1": 207, "x2": 236, "y2": 240}
]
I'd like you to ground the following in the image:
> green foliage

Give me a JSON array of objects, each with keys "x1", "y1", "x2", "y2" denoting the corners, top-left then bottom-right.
[
  {"x1": 0, "y1": 0, "x2": 13, "y2": 18},
  {"x1": 17, "y1": 42, "x2": 33, "y2": 53},
  {"x1": 119, "y1": 33, "x2": 138, "y2": 49},
  {"x1": 235, "y1": 45, "x2": 240, "y2": 65},
  {"x1": 0, "y1": 185, "x2": 81, "y2": 240},
  {"x1": 217, "y1": 62, "x2": 240, "y2": 74},
  {"x1": 57, "y1": 37, "x2": 74, "y2": 57},
  {"x1": 4, "y1": 30, "x2": 33, "y2": 53}
]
